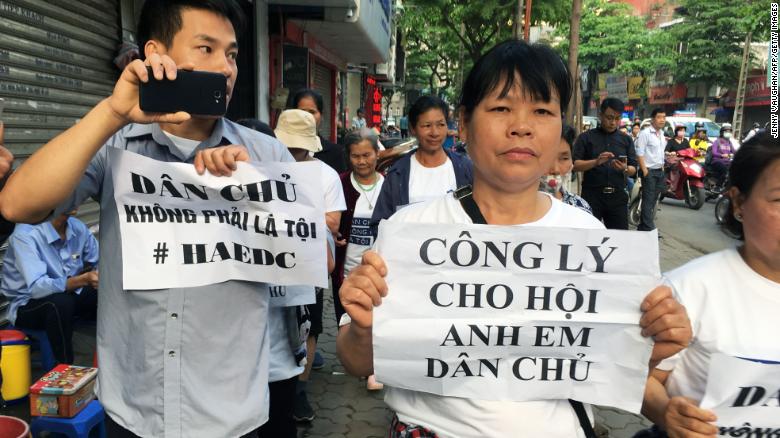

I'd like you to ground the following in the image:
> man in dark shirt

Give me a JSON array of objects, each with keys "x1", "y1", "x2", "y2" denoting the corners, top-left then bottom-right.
[{"x1": 573, "y1": 98, "x2": 637, "y2": 229}]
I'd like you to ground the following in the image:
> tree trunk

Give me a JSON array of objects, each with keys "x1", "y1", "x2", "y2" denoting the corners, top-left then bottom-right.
[
  {"x1": 515, "y1": 0, "x2": 524, "y2": 39},
  {"x1": 700, "y1": 82, "x2": 708, "y2": 118},
  {"x1": 566, "y1": 0, "x2": 583, "y2": 129}
]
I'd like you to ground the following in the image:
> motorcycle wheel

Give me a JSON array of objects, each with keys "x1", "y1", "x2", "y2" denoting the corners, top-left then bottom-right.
[
  {"x1": 684, "y1": 185, "x2": 705, "y2": 210},
  {"x1": 629, "y1": 197, "x2": 641, "y2": 227},
  {"x1": 715, "y1": 196, "x2": 730, "y2": 225}
]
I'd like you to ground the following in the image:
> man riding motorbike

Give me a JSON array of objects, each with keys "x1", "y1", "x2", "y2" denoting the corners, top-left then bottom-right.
[
  {"x1": 689, "y1": 122, "x2": 709, "y2": 162},
  {"x1": 708, "y1": 123, "x2": 736, "y2": 190}
]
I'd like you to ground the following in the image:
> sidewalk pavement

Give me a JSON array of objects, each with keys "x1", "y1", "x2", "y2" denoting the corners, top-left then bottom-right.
[{"x1": 298, "y1": 233, "x2": 706, "y2": 438}]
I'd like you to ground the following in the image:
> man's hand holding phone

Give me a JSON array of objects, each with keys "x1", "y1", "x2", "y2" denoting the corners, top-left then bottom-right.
[
  {"x1": 610, "y1": 154, "x2": 628, "y2": 172},
  {"x1": 106, "y1": 54, "x2": 193, "y2": 126}
]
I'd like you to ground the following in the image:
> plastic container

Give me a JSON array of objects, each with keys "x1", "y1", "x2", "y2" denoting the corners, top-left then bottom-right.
[
  {"x1": 0, "y1": 415, "x2": 31, "y2": 438},
  {"x1": 0, "y1": 330, "x2": 32, "y2": 402},
  {"x1": 29, "y1": 364, "x2": 97, "y2": 418}
]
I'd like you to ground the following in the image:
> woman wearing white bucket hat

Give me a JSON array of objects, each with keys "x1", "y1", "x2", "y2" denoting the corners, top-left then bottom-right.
[{"x1": 275, "y1": 108, "x2": 346, "y2": 423}]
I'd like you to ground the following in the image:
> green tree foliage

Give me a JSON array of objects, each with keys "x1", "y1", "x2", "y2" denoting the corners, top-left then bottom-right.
[
  {"x1": 554, "y1": 0, "x2": 675, "y2": 77},
  {"x1": 399, "y1": 3, "x2": 461, "y2": 98},
  {"x1": 400, "y1": 0, "x2": 571, "y2": 99},
  {"x1": 672, "y1": 0, "x2": 770, "y2": 89}
]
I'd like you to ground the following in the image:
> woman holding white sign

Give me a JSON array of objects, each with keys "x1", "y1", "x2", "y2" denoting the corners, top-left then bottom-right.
[
  {"x1": 336, "y1": 39, "x2": 692, "y2": 438},
  {"x1": 334, "y1": 129, "x2": 385, "y2": 390},
  {"x1": 640, "y1": 133, "x2": 780, "y2": 438}
]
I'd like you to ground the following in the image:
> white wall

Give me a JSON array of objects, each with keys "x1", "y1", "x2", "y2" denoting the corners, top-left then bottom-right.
[{"x1": 346, "y1": 71, "x2": 363, "y2": 127}]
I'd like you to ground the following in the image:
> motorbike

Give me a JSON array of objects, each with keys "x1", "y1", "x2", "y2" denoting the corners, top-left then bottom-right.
[
  {"x1": 715, "y1": 194, "x2": 730, "y2": 225},
  {"x1": 703, "y1": 154, "x2": 732, "y2": 202},
  {"x1": 628, "y1": 176, "x2": 643, "y2": 227},
  {"x1": 660, "y1": 148, "x2": 706, "y2": 210}
]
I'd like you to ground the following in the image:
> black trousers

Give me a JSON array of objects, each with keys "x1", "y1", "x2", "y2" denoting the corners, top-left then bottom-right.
[
  {"x1": 14, "y1": 287, "x2": 97, "y2": 364},
  {"x1": 257, "y1": 377, "x2": 298, "y2": 438},
  {"x1": 711, "y1": 161, "x2": 729, "y2": 186},
  {"x1": 638, "y1": 169, "x2": 666, "y2": 231},
  {"x1": 580, "y1": 187, "x2": 629, "y2": 230}
]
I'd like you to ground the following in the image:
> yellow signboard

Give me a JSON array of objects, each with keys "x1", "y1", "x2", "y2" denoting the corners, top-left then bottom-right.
[{"x1": 628, "y1": 77, "x2": 645, "y2": 100}]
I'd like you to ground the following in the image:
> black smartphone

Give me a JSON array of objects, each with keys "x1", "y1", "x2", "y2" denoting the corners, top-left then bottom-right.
[
  {"x1": 139, "y1": 68, "x2": 227, "y2": 116},
  {"x1": 618, "y1": 155, "x2": 627, "y2": 163}
]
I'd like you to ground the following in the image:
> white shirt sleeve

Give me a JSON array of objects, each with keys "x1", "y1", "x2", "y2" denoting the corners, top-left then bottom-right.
[
  {"x1": 635, "y1": 130, "x2": 648, "y2": 157},
  {"x1": 321, "y1": 162, "x2": 347, "y2": 213}
]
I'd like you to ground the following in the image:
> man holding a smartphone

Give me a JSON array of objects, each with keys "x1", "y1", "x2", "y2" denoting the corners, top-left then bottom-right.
[
  {"x1": 573, "y1": 97, "x2": 638, "y2": 229},
  {"x1": 0, "y1": 1, "x2": 294, "y2": 437}
]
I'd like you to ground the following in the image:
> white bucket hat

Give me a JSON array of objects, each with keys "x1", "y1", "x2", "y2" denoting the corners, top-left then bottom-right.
[{"x1": 274, "y1": 109, "x2": 322, "y2": 153}]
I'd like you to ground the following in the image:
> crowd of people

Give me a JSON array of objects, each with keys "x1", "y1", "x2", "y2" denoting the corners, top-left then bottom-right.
[{"x1": 0, "y1": 1, "x2": 776, "y2": 438}]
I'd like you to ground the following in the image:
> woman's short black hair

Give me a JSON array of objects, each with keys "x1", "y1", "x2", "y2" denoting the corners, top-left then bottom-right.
[
  {"x1": 459, "y1": 39, "x2": 571, "y2": 122},
  {"x1": 237, "y1": 118, "x2": 275, "y2": 137},
  {"x1": 137, "y1": 0, "x2": 245, "y2": 59},
  {"x1": 561, "y1": 124, "x2": 576, "y2": 153},
  {"x1": 408, "y1": 95, "x2": 449, "y2": 128},
  {"x1": 632, "y1": 122, "x2": 641, "y2": 129},
  {"x1": 600, "y1": 98, "x2": 624, "y2": 114},
  {"x1": 289, "y1": 88, "x2": 324, "y2": 112},
  {"x1": 343, "y1": 129, "x2": 380, "y2": 154},
  {"x1": 723, "y1": 132, "x2": 780, "y2": 239}
]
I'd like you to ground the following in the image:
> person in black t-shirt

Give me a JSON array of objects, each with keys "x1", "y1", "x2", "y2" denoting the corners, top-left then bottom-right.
[
  {"x1": 573, "y1": 98, "x2": 638, "y2": 229},
  {"x1": 289, "y1": 88, "x2": 347, "y2": 174},
  {"x1": 665, "y1": 125, "x2": 690, "y2": 154}
]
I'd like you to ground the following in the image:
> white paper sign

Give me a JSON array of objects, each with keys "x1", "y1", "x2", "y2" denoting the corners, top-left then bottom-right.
[
  {"x1": 373, "y1": 221, "x2": 660, "y2": 413},
  {"x1": 269, "y1": 284, "x2": 316, "y2": 307},
  {"x1": 700, "y1": 354, "x2": 780, "y2": 436},
  {"x1": 110, "y1": 148, "x2": 328, "y2": 290}
]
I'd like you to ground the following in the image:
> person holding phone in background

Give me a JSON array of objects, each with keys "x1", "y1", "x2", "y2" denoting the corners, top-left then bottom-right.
[
  {"x1": 573, "y1": 97, "x2": 637, "y2": 229},
  {"x1": 0, "y1": 1, "x2": 294, "y2": 437}
]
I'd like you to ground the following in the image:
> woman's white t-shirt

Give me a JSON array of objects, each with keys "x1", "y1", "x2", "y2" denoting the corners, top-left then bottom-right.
[
  {"x1": 320, "y1": 161, "x2": 347, "y2": 213},
  {"x1": 383, "y1": 194, "x2": 605, "y2": 438},
  {"x1": 344, "y1": 173, "x2": 385, "y2": 275},
  {"x1": 268, "y1": 161, "x2": 345, "y2": 382},
  {"x1": 408, "y1": 154, "x2": 457, "y2": 205},
  {"x1": 659, "y1": 248, "x2": 780, "y2": 403}
]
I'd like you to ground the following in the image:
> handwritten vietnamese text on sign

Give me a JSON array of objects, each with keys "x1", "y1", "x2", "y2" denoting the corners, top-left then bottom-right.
[
  {"x1": 373, "y1": 222, "x2": 660, "y2": 413},
  {"x1": 110, "y1": 148, "x2": 327, "y2": 290}
]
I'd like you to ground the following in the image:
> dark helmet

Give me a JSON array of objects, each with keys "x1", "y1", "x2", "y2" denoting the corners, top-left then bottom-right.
[
  {"x1": 694, "y1": 121, "x2": 706, "y2": 131},
  {"x1": 752, "y1": 122, "x2": 761, "y2": 129}
]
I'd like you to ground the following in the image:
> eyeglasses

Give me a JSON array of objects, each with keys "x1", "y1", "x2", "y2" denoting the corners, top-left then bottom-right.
[{"x1": 601, "y1": 114, "x2": 621, "y2": 122}]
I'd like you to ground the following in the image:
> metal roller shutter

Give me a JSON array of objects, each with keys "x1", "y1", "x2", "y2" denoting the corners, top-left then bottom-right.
[
  {"x1": 312, "y1": 61, "x2": 333, "y2": 142},
  {"x1": 0, "y1": 0, "x2": 120, "y2": 261}
]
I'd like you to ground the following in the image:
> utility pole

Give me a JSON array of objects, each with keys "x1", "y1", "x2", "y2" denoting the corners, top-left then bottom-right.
[
  {"x1": 524, "y1": 0, "x2": 533, "y2": 41},
  {"x1": 732, "y1": 31, "x2": 752, "y2": 138},
  {"x1": 566, "y1": 0, "x2": 583, "y2": 130}
]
